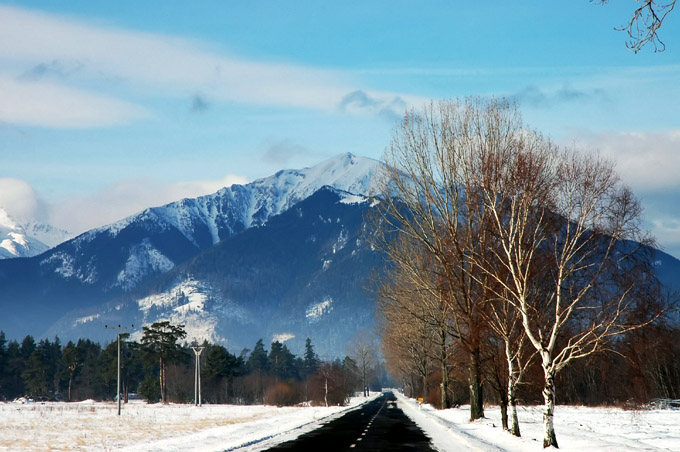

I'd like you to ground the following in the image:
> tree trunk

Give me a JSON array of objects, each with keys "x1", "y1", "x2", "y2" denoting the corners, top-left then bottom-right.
[
  {"x1": 506, "y1": 341, "x2": 521, "y2": 437},
  {"x1": 68, "y1": 374, "x2": 73, "y2": 402},
  {"x1": 440, "y1": 328, "x2": 451, "y2": 409},
  {"x1": 423, "y1": 374, "x2": 428, "y2": 401},
  {"x1": 500, "y1": 392, "x2": 509, "y2": 431},
  {"x1": 324, "y1": 376, "x2": 329, "y2": 407},
  {"x1": 469, "y1": 347, "x2": 484, "y2": 421},
  {"x1": 542, "y1": 366, "x2": 558, "y2": 448},
  {"x1": 509, "y1": 385, "x2": 521, "y2": 437},
  {"x1": 159, "y1": 357, "x2": 167, "y2": 404}
]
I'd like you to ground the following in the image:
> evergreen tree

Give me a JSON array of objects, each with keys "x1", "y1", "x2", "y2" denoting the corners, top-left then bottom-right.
[
  {"x1": 75, "y1": 340, "x2": 105, "y2": 400},
  {"x1": 4, "y1": 340, "x2": 24, "y2": 398},
  {"x1": 268, "y1": 341, "x2": 296, "y2": 381},
  {"x1": 22, "y1": 338, "x2": 58, "y2": 398},
  {"x1": 0, "y1": 332, "x2": 7, "y2": 399},
  {"x1": 303, "y1": 338, "x2": 319, "y2": 377},
  {"x1": 247, "y1": 339, "x2": 269, "y2": 402},
  {"x1": 60, "y1": 341, "x2": 82, "y2": 402},
  {"x1": 203, "y1": 345, "x2": 241, "y2": 402},
  {"x1": 247, "y1": 339, "x2": 269, "y2": 374},
  {"x1": 141, "y1": 321, "x2": 187, "y2": 404},
  {"x1": 20, "y1": 335, "x2": 35, "y2": 361}
]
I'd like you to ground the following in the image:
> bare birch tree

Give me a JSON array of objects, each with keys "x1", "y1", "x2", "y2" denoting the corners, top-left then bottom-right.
[
  {"x1": 467, "y1": 124, "x2": 661, "y2": 447},
  {"x1": 348, "y1": 330, "x2": 378, "y2": 397},
  {"x1": 374, "y1": 97, "x2": 661, "y2": 447}
]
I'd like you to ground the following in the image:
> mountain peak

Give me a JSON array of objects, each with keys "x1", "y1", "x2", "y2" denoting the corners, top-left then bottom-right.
[{"x1": 0, "y1": 208, "x2": 51, "y2": 259}]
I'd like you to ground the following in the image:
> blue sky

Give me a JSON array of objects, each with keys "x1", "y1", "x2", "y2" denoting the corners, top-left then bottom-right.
[{"x1": 1, "y1": 1, "x2": 680, "y2": 256}]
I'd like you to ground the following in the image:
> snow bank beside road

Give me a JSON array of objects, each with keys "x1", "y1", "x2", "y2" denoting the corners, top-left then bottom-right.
[
  {"x1": 394, "y1": 391, "x2": 680, "y2": 452},
  {"x1": 0, "y1": 394, "x2": 377, "y2": 452}
]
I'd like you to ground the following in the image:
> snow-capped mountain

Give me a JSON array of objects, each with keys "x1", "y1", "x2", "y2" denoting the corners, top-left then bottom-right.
[
  {"x1": 31, "y1": 153, "x2": 382, "y2": 293},
  {"x1": 0, "y1": 208, "x2": 71, "y2": 259},
  {"x1": 0, "y1": 153, "x2": 385, "y2": 354},
  {"x1": 1, "y1": 152, "x2": 677, "y2": 358},
  {"x1": 46, "y1": 187, "x2": 382, "y2": 356}
]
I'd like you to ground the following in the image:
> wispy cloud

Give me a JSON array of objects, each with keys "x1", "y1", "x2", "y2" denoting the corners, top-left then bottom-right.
[
  {"x1": 190, "y1": 94, "x2": 210, "y2": 113},
  {"x1": 0, "y1": 77, "x2": 150, "y2": 128},
  {"x1": 512, "y1": 83, "x2": 609, "y2": 108},
  {"x1": 262, "y1": 140, "x2": 315, "y2": 166},
  {"x1": 338, "y1": 90, "x2": 409, "y2": 121},
  {"x1": 0, "y1": 5, "x2": 427, "y2": 128}
]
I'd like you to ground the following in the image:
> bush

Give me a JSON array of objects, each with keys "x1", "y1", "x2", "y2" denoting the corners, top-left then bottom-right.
[
  {"x1": 138, "y1": 375, "x2": 161, "y2": 403},
  {"x1": 264, "y1": 382, "x2": 301, "y2": 406}
]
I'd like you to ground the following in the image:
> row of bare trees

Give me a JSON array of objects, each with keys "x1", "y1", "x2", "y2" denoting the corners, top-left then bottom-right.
[{"x1": 371, "y1": 98, "x2": 668, "y2": 448}]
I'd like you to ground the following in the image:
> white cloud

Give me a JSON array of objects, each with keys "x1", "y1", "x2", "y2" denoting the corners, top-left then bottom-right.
[
  {"x1": 0, "y1": 5, "x2": 426, "y2": 128},
  {"x1": 567, "y1": 130, "x2": 680, "y2": 192},
  {"x1": 0, "y1": 178, "x2": 45, "y2": 222},
  {"x1": 565, "y1": 129, "x2": 680, "y2": 258},
  {"x1": 0, "y1": 77, "x2": 150, "y2": 128}
]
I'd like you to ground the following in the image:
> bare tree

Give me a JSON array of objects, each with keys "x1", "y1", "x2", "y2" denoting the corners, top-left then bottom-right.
[
  {"x1": 348, "y1": 330, "x2": 378, "y2": 397},
  {"x1": 468, "y1": 126, "x2": 661, "y2": 447},
  {"x1": 374, "y1": 97, "x2": 662, "y2": 447},
  {"x1": 376, "y1": 246, "x2": 456, "y2": 408},
  {"x1": 374, "y1": 98, "x2": 531, "y2": 420},
  {"x1": 596, "y1": 0, "x2": 676, "y2": 52}
]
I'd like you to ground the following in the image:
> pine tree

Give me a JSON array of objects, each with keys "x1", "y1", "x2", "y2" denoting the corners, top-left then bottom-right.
[
  {"x1": 0, "y1": 332, "x2": 7, "y2": 399},
  {"x1": 303, "y1": 338, "x2": 319, "y2": 378},
  {"x1": 60, "y1": 341, "x2": 82, "y2": 402},
  {"x1": 22, "y1": 338, "x2": 55, "y2": 398},
  {"x1": 5, "y1": 340, "x2": 24, "y2": 398},
  {"x1": 247, "y1": 339, "x2": 269, "y2": 374},
  {"x1": 247, "y1": 339, "x2": 269, "y2": 402},
  {"x1": 141, "y1": 321, "x2": 187, "y2": 404}
]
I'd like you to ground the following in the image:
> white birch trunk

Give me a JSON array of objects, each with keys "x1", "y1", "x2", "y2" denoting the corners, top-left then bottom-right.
[
  {"x1": 542, "y1": 366, "x2": 558, "y2": 448},
  {"x1": 505, "y1": 341, "x2": 521, "y2": 437}
]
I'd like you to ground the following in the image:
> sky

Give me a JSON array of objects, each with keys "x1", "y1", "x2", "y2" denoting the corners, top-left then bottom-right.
[{"x1": 1, "y1": 1, "x2": 680, "y2": 256}]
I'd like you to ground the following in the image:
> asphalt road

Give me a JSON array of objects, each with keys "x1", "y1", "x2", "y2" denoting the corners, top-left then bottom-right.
[{"x1": 263, "y1": 391, "x2": 437, "y2": 451}]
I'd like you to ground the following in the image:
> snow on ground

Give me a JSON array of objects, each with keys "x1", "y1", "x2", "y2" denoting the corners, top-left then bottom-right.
[
  {"x1": 3, "y1": 392, "x2": 678, "y2": 452},
  {"x1": 0, "y1": 394, "x2": 377, "y2": 452},
  {"x1": 394, "y1": 391, "x2": 680, "y2": 452}
]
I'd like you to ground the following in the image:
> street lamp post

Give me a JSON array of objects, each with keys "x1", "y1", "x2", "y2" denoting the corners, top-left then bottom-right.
[
  {"x1": 191, "y1": 344, "x2": 205, "y2": 407},
  {"x1": 105, "y1": 324, "x2": 134, "y2": 416}
]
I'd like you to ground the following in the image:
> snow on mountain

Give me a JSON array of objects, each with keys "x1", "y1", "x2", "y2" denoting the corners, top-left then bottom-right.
[
  {"x1": 21, "y1": 220, "x2": 72, "y2": 248},
  {"x1": 0, "y1": 208, "x2": 71, "y2": 258},
  {"x1": 131, "y1": 277, "x2": 251, "y2": 344},
  {"x1": 43, "y1": 153, "x2": 382, "y2": 292},
  {"x1": 306, "y1": 297, "x2": 334, "y2": 322}
]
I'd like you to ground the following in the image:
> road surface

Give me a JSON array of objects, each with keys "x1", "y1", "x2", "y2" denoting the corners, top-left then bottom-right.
[{"x1": 263, "y1": 391, "x2": 437, "y2": 451}]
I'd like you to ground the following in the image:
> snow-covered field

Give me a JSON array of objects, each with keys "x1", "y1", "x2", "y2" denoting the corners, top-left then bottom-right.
[
  {"x1": 2, "y1": 393, "x2": 678, "y2": 452},
  {"x1": 0, "y1": 396, "x2": 374, "y2": 452},
  {"x1": 395, "y1": 391, "x2": 680, "y2": 451}
]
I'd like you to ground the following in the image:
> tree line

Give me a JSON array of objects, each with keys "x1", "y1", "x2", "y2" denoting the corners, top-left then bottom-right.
[
  {"x1": 370, "y1": 98, "x2": 678, "y2": 448},
  {"x1": 0, "y1": 321, "x2": 379, "y2": 407}
]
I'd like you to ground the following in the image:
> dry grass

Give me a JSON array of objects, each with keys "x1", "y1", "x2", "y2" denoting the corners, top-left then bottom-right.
[{"x1": 0, "y1": 401, "x2": 274, "y2": 452}]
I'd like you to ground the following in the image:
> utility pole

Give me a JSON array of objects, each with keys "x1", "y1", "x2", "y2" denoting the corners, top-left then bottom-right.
[
  {"x1": 105, "y1": 324, "x2": 134, "y2": 416},
  {"x1": 191, "y1": 343, "x2": 205, "y2": 407}
]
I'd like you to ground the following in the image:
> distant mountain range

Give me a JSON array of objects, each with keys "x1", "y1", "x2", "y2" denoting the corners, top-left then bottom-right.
[
  {"x1": 0, "y1": 152, "x2": 678, "y2": 357},
  {"x1": 0, "y1": 153, "x2": 385, "y2": 356},
  {"x1": 0, "y1": 208, "x2": 71, "y2": 259}
]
